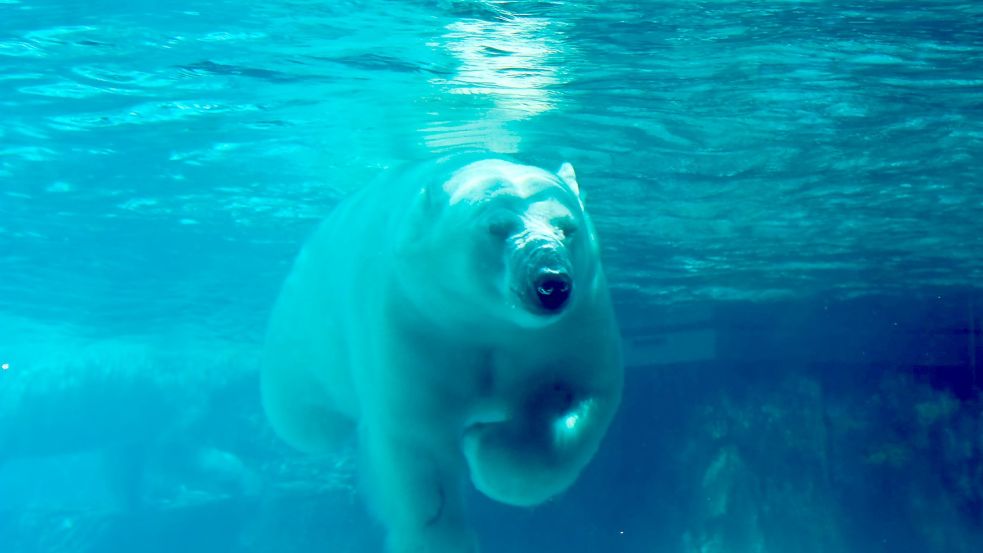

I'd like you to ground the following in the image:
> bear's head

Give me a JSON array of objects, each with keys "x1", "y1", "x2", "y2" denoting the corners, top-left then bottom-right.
[{"x1": 396, "y1": 159, "x2": 601, "y2": 334}]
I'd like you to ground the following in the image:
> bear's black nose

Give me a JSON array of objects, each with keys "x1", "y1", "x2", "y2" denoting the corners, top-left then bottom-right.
[{"x1": 535, "y1": 272, "x2": 572, "y2": 311}]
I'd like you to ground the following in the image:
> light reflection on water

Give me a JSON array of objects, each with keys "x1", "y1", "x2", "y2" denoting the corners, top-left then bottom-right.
[{"x1": 3, "y1": 2, "x2": 980, "y2": 334}]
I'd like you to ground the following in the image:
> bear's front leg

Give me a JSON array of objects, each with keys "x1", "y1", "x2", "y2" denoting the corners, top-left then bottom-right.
[{"x1": 360, "y1": 425, "x2": 477, "y2": 553}]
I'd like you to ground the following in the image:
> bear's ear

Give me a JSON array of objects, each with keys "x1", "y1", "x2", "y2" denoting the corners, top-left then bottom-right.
[{"x1": 557, "y1": 162, "x2": 580, "y2": 198}]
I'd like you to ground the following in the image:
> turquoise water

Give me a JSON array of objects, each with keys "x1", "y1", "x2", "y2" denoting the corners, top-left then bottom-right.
[{"x1": 1, "y1": 1, "x2": 981, "y2": 552}]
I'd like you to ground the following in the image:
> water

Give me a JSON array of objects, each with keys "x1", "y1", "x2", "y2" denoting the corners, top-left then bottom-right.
[{"x1": 1, "y1": 1, "x2": 981, "y2": 552}]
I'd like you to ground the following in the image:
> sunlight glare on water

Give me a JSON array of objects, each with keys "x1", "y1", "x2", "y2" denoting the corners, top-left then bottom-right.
[{"x1": 2, "y1": 0, "x2": 981, "y2": 342}]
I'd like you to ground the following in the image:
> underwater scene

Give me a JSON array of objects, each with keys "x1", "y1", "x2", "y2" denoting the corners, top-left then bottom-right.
[{"x1": 1, "y1": 1, "x2": 981, "y2": 552}]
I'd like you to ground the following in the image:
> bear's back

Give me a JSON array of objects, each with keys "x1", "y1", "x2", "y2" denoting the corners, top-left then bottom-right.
[{"x1": 260, "y1": 158, "x2": 467, "y2": 452}]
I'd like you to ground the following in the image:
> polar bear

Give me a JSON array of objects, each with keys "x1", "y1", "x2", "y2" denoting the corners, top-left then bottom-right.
[{"x1": 261, "y1": 156, "x2": 623, "y2": 552}]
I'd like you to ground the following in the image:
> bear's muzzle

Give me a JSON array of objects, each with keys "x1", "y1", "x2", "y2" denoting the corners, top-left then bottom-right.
[{"x1": 510, "y1": 237, "x2": 574, "y2": 315}]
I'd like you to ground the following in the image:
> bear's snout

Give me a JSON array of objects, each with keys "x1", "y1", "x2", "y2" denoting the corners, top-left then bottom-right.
[
  {"x1": 511, "y1": 236, "x2": 574, "y2": 316},
  {"x1": 533, "y1": 269, "x2": 571, "y2": 311}
]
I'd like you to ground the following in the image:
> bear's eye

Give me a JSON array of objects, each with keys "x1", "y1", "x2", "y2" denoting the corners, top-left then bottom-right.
[
  {"x1": 554, "y1": 217, "x2": 577, "y2": 239},
  {"x1": 487, "y1": 213, "x2": 519, "y2": 238}
]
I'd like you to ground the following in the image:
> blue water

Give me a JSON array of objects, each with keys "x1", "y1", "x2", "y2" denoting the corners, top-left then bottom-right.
[{"x1": 1, "y1": 1, "x2": 981, "y2": 552}]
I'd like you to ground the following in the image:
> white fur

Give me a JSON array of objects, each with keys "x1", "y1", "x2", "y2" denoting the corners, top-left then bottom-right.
[{"x1": 261, "y1": 157, "x2": 623, "y2": 552}]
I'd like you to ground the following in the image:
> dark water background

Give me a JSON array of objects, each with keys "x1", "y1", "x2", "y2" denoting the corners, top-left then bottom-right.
[{"x1": 1, "y1": 1, "x2": 981, "y2": 551}]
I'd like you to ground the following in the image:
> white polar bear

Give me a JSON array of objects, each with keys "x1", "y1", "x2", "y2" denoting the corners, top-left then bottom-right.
[{"x1": 261, "y1": 156, "x2": 623, "y2": 552}]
